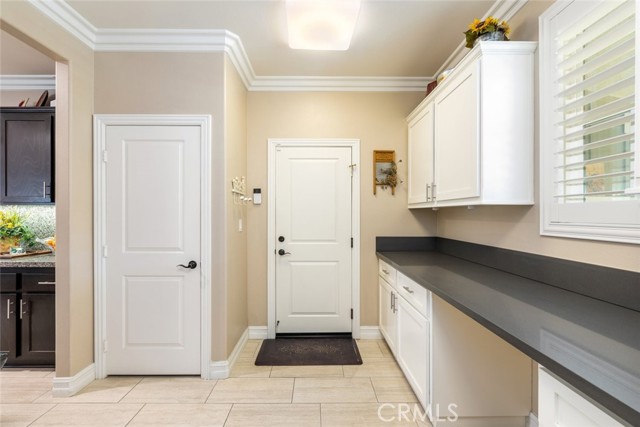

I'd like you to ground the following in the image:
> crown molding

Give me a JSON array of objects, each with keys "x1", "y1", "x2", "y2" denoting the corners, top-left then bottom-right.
[
  {"x1": 28, "y1": 0, "x2": 97, "y2": 48},
  {"x1": 0, "y1": 75, "x2": 56, "y2": 91},
  {"x1": 26, "y1": 0, "x2": 524, "y2": 92}
]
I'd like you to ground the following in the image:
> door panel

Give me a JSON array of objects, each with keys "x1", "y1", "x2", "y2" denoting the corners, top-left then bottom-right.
[
  {"x1": 105, "y1": 125, "x2": 201, "y2": 375},
  {"x1": 275, "y1": 146, "x2": 352, "y2": 334}
]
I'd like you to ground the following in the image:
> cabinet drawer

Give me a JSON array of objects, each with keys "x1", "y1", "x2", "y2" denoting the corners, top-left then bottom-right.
[
  {"x1": 0, "y1": 273, "x2": 17, "y2": 292},
  {"x1": 397, "y1": 272, "x2": 430, "y2": 319},
  {"x1": 378, "y1": 259, "x2": 397, "y2": 288},
  {"x1": 22, "y1": 273, "x2": 55, "y2": 293}
]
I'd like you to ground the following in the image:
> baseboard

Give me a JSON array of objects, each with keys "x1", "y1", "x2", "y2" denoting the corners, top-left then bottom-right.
[
  {"x1": 207, "y1": 328, "x2": 249, "y2": 379},
  {"x1": 526, "y1": 412, "x2": 539, "y2": 427},
  {"x1": 248, "y1": 326, "x2": 268, "y2": 340},
  {"x1": 359, "y1": 326, "x2": 382, "y2": 340},
  {"x1": 52, "y1": 363, "x2": 95, "y2": 397},
  {"x1": 431, "y1": 416, "x2": 527, "y2": 427}
]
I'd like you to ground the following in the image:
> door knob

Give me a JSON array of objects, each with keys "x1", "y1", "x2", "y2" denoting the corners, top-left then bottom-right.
[
  {"x1": 278, "y1": 236, "x2": 285, "y2": 242},
  {"x1": 177, "y1": 260, "x2": 198, "y2": 269},
  {"x1": 278, "y1": 249, "x2": 291, "y2": 256}
]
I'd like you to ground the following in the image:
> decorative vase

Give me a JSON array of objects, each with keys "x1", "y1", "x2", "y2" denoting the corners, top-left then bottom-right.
[
  {"x1": 474, "y1": 30, "x2": 507, "y2": 46},
  {"x1": 0, "y1": 236, "x2": 21, "y2": 254}
]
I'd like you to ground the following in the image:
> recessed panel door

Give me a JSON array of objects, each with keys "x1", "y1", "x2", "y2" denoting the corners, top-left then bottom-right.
[
  {"x1": 105, "y1": 125, "x2": 201, "y2": 375},
  {"x1": 275, "y1": 146, "x2": 353, "y2": 334}
]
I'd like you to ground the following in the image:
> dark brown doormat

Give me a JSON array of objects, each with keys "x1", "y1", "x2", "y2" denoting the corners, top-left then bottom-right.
[{"x1": 254, "y1": 338, "x2": 363, "y2": 366}]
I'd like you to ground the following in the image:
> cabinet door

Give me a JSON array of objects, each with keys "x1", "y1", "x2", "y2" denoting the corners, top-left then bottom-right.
[
  {"x1": 434, "y1": 62, "x2": 480, "y2": 202},
  {"x1": 0, "y1": 294, "x2": 17, "y2": 364},
  {"x1": 539, "y1": 367, "x2": 624, "y2": 427},
  {"x1": 408, "y1": 102, "x2": 435, "y2": 205},
  {"x1": 0, "y1": 112, "x2": 54, "y2": 204},
  {"x1": 18, "y1": 293, "x2": 55, "y2": 365},
  {"x1": 379, "y1": 277, "x2": 397, "y2": 355},
  {"x1": 397, "y1": 295, "x2": 430, "y2": 409}
]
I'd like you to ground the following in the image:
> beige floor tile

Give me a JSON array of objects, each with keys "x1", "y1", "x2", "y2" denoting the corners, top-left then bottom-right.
[
  {"x1": 225, "y1": 403, "x2": 320, "y2": 427},
  {"x1": 355, "y1": 340, "x2": 386, "y2": 359},
  {"x1": 230, "y1": 359, "x2": 272, "y2": 378},
  {"x1": 371, "y1": 377, "x2": 418, "y2": 403},
  {"x1": 0, "y1": 403, "x2": 55, "y2": 427},
  {"x1": 343, "y1": 359, "x2": 404, "y2": 378},
  {"x1": 0, "y1": 377, "x2": 52, "y2": 403},
  {"x1": 121, "y1": 377, "x2": 217, "y2": 403},
  {"x1": 292, "y1": 378, "x2": 377, "y2": 403},
  {"x1": 377, "y1": 340, "x2": 393, "y2": 357},
  {"x1": 238, "y1": 340, "x2": 263, "y2": 360},
  {"x1": 35, "y1": 376, "x2": 143, "y2": 403},
  {"x1": 270, "y1": 365, "x2": 343, "y2": 378},
  {"x1": 30, "y1": 403, "x2": 143, "y2": 426},
  {"x1": 0, "y1": 369, "x2": 54, "y2": 378},
  {"x1": 128, "y1": 403, "x2": 231, "y2": 426},
  {"x1": 321, "y1": 403, "x2": 420, "y2": 427},
  {"x1": 207, "y1": 378, "x2": 294, "y2": 404}
]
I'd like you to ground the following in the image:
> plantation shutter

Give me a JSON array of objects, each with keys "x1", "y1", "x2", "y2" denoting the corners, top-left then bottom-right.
[{"x1": 552, "y1": 0, "x2": 636, "y2": 206}]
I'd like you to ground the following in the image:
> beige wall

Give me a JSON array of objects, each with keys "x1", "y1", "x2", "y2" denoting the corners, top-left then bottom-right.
[
  {"x1": 1, "y1": 0, "x2": 95, "y2": 377},
  {"x1": 224, "y1": 58, "x2": 249, "y2": 355},
  {"x1": 246, "y1": 92, "x2": 438, "y2": 327},
  {"x1": 436, "y1": 0, "x2": 640, "y2": 273}
]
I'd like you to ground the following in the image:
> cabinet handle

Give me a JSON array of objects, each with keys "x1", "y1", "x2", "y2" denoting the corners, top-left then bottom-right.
[
  {"x1": 402, "y1": 285, "x2": 415, "y2": 294},
  {"x1": 43, "y1": 181, "x2": 46, "y2": 198},
  {"x1": 19, "y1": 299, "x2": 24, "y2": 319},
  {"x1": 426, "y1": 184, "x2": 430, "y2": 202},
  {"x1": 6, "y1": 299, "x2": 13, "y2": 319},
  {"x1": 382, "y1": 269, "x2": 389, "y2": 275},
  {"x1": 37, "y1": 281, "x2": 56, "y2": 285},
  {"x1": 432, "y1": 183, "x2": 436, "y2": 201},
  {"x1": 391, "y1": 291, "x2": 394, "y2": 311}
]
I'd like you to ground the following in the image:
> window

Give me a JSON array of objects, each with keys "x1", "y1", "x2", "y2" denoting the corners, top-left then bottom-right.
[{"x1": 540, "y1": 0, "x2": 639, "y2": 244}]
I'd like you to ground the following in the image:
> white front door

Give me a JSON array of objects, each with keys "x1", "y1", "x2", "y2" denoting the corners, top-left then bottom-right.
[
  {"x1": 104, "y1": 124, "x2": 201, "y2": 375},
  {"x1": 275, "y1": 145, "x2": 353, "y2": 334}
]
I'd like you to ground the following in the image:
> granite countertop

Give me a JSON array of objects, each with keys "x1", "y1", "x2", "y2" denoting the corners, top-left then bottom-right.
[
  {"x1": 0, "y1": 253, "x2": 55, "y2": 268},
  {"x1": 377, "y1": 250, "x2": 640, "y2": 427}
]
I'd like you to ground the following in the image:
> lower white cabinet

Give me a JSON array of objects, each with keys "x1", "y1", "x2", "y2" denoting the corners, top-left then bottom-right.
[
  {"x1": 539, "y1": 367, "x2": 624, "y2": 427},
  {"x1": 396, "y1": 295, "x2": 430, "y2": 409},
  {"x1": 379, "y1": 276, "x2": 398, "y2": 354}
]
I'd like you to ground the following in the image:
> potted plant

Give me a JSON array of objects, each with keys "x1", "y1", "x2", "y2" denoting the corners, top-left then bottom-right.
[
  {"x1": 464, "y1": 16, "x2": 511, "y2": 48},
  {"x1": 0, "y1": 209, "x2": 35, "y2": 253}
]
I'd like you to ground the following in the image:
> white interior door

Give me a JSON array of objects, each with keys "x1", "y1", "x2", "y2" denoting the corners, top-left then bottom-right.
[
  {"x1": 275, "y1": 145, "x2": 353, "y2": 334},
  {"x1": 104, "y1": 124, "x2": 201, "y2": 375}
]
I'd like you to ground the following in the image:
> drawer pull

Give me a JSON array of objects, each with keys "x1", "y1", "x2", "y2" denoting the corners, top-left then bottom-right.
[
  {"x1": 6, "y1": 299, "x2": 13, "y2": 319},
  {"x1": 37, "y1": 281, "x2": 56, "y2": 285},
  {"x1": 402, "y1": 285, "x2": 415, "y2": 294},
  {"x1": 382, "y1": 269, "x2": 390, "y2": 275}
]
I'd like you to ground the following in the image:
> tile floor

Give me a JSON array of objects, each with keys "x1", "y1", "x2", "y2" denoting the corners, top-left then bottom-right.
[{"x1": 0, "y1": 339, "x2": 432, "y2": 427}]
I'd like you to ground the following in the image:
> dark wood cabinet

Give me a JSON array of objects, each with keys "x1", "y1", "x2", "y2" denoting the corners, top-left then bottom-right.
[
  {"x1": 0, "y1": 108, "x2": 55, "y2": 204},
  {"x1": 0, "y1": 267, "x2": 55, "y2": 367}
]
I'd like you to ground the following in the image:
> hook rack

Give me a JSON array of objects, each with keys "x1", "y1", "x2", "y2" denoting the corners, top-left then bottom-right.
[{"x1": 231, "y1": 176, "x2": 252, "y2": 205}]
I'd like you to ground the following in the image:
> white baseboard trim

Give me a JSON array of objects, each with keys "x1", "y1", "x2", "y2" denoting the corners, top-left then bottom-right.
[
  {"x1": 52, "y1": 363, "x2": 96, "y2": 397},
  {"x1": 248, "y1": 326, "x2": 268, "y2": 340},
  {"x1": 359, "y1": 326, "x2": 382, "y2": 340},
  {"x1": 207, "y1": 328, "x2": 249, "y2": 379},
  {"x1": 526, "y1": 412, "x2": 539, "y2": 427}
]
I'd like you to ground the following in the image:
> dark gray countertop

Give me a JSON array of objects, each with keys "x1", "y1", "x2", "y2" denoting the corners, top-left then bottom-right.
[
  {"x1": 378, "y1": 250, "x2": 640, "y2": 427},
  {"x1": 0, "y1": 253, "x2": 55, "y2": 268}
]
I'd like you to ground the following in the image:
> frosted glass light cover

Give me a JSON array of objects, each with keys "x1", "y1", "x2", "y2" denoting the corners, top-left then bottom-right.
[{"x1": 286, "y1": 0, "x2": 361, "y2": 50}]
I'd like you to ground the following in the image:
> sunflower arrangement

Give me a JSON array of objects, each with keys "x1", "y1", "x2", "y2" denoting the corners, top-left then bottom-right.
[{"x1": 464, "y1": 16, "x2": 511, "y2": 49}]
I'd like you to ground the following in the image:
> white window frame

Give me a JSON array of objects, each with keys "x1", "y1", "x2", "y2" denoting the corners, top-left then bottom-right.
[{"x1": 539, "y1": 0, "x2": 640, "y2": 244}]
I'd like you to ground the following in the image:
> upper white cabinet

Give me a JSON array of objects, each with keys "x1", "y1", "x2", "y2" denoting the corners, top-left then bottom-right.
[{"x1": 407, "y1": 42, "x2": 537, "y2": 208}]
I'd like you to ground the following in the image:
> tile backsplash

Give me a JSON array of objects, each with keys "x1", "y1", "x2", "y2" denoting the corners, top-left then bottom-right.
[{"x1": 2, "y1": 205, "x2": 55, "y2": 249}]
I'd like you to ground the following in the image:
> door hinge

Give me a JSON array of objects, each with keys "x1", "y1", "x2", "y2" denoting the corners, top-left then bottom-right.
[
  {"x1": 102, "y1": 150, "x2": 108, "y2": 163},
  {"x1": 103, "y1": 340, "x2": 108, "y2": 353},
  {"x1": 102, "y1": 245, "x2": 108, "y2": 258},
  {"x1": 350, "y1": 308, "x2": 353, "y2": 319},
  {"x1": 276, "y1": 320, "x2": 280, "y2": 329},
  {"x1": 350, "y1": 237, "x2": 353, "y2": 248}
]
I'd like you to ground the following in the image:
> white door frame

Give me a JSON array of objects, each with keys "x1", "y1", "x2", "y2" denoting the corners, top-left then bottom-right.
[
  {"x1": 267, "y1": 138, "x2": 360, "y2": 339},
  {"x1": 93, "y1": 115, "x2": 212, "y2": 379}
]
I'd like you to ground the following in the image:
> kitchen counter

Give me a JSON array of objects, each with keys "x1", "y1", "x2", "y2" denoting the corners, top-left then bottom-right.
[
  {"x1": 0, "y1": 253, "x2": 55, "y2": 268},
  {"x1": 377, "y1": 249, "x2": 640, "y2": 427}
]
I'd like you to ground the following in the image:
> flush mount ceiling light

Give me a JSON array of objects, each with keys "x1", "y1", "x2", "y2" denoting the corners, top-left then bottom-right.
[{"x1": 286, "y1": 0, "x2": 362, "y2": 51}]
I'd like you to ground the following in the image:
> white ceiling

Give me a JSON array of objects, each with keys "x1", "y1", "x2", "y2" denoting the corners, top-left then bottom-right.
[{"x1": 63, "y1": 0, "x2": 495, "y2": 78}]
